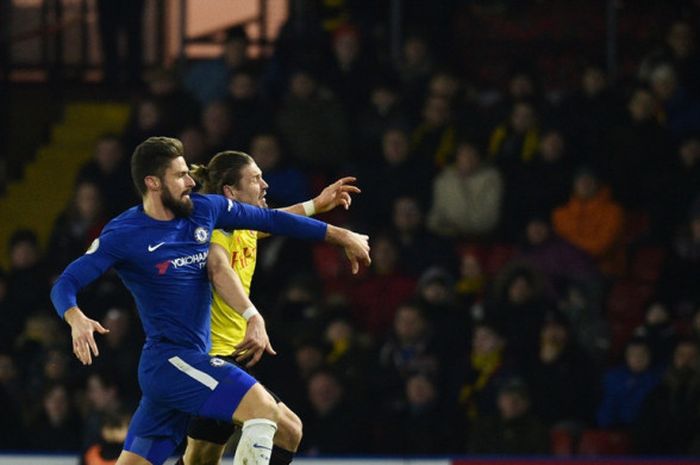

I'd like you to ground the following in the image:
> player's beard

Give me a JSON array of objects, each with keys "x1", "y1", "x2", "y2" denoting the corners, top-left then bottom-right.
[{"x1": 161, "y1": 184, "x2": 193, "y2": 218}]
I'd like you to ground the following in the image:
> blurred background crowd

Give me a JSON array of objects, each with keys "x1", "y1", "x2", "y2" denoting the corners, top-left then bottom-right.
[{"x1": 3, "y1": 0, "x2": 700, "y2": 460}]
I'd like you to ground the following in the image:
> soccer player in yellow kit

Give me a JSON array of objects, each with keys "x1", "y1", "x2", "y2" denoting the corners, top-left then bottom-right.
[{"x1": 183, "y1": 150, "x2": 360, "y2": 465}]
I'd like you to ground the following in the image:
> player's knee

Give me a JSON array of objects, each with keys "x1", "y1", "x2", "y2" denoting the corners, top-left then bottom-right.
[
  {"x1": 286, "y1": 411, "x2": 303, "y2": 446},
  {"x1": 276, "y1": 408, "x2": 303, "y2": 449}
]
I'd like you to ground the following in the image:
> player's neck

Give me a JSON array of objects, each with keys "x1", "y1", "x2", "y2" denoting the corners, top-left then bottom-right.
[{"x1": 143, "y1": 195, "x2": 175, "y2": 221}]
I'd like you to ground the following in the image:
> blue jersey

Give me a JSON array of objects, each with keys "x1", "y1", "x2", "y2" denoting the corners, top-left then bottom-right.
[{"x1": 50, "y1": 193, "x2": 326, "y2": 352}]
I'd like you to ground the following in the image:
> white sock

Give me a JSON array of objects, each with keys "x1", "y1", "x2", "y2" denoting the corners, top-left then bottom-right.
[{"x1": 232, "y1": 418, "x2": 277, "y2": 465}]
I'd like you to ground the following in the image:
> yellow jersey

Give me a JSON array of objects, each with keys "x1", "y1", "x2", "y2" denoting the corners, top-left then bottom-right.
[{"x1": 209, "y1": 228, "x2": 258, "y2": 356}]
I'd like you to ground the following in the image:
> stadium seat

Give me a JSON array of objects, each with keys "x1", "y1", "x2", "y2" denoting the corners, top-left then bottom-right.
[
  {"x1": 622, "y1": 211, "x2": 650, "y2": 246},
  {"x1": 578, "y1": 429, "x2": 631, "y2": 456},
  {"x1": 313, "y1": 242, "x2": 345, "y2": 281},
  {"x1": 484, "y1": 243, "x2": 516, "y2": 276},
  {"x1": 550, "y1": 427, "x2": 575, "y2": 456},
  {"x1": 629, "y1": 246, "x2": 667, "y2": 283},
  {"x1": 606, "y1": 279, "x2": 654, "y2": 320}
]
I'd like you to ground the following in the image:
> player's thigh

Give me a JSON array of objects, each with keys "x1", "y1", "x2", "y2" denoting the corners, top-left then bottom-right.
[
  {"x1": 116, "y1": 450, "x2": 154, "y2": 465},
  {"x1": 232, "y1": 382, "x2": 279, "y2": 424},
  {"x1": 184, "y1": 436, "x2": 227, "y2": 465}
]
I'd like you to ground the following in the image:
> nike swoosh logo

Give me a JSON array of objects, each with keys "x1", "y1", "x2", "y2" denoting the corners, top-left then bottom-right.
[
  {"x1": 148, "y1": 242, "x2": 166, "y2": 252},
  {"x1": 252, "y1": 443, "x2": 272, "y2": 451}
]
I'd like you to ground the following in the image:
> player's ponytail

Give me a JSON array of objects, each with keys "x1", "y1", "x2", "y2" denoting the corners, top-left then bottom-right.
[{"x1": 190, "y1": 164, "x2": 210, "y2": 191}]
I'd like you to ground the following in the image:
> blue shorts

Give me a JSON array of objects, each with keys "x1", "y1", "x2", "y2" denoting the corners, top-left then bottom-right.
[{"x1": 123, "y1": 345, "x2": 256, "y2": 465}]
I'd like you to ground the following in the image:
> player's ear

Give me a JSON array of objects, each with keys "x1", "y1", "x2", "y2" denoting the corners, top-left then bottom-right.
[
  {"x1": 223, "y1": 184, "x2": 236, "y2": 200},
  {"x1": 145, "y1": 175, "x2": 161, "y2": 191}
]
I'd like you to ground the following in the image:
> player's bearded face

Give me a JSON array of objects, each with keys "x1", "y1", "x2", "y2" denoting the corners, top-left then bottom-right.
[{"x1": 161, "y1": 179, "x2": 193, "y2": 217}]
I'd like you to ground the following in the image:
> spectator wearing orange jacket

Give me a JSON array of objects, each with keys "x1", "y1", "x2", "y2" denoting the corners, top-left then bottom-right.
[{"x1": 552, "y1": 168, "x2": 625, "y2": 276}]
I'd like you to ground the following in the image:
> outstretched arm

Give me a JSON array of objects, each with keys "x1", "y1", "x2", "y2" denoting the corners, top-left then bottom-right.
[
  {"x1": 258, "y1": 177, "x2": 360, "y2": 239},
  {"x1": 50, "y1": 238, "x2": 117, "y2": 365},
  {"x1": 213, "y1": 196, "x2": 371, "y2": 273},
  {"x1": 207, "y1": 243, "x2": 275, "y2": 367}
]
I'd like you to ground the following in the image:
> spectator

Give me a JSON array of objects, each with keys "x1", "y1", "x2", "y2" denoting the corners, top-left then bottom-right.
[
  {"x1": 324, "y1": 24, "x2": 375, "y2": 122},
  {"x1": 639, "y1": 20, "x2": 700, "y2": 97},
  {"x1": 184, "y1": 26, "x2": 257, "y2": 104},
  {"x1": 656, "y1": 136, "x2": 700, "y2": 238},
  {"x1": 393, "y1": 196, "x2": 456, "y2": 277},
  {"x1": 225, "y1": 68, "x2": 274, "y2": 149},
  {"x1": 659, "y1": 207, "x2": 700, "y2": 313},
  {"x1": 200, "y1": 100, "x2": 237, "y2": 156},
  {"x1": 561, "y1": 63, "x2": 623, "y2": 162},
  {"x1": 81, "y1": 371, "x2": 125, "y2": 449},
  {"x1": 557, "y1": 282, "x2": 611, "y2": 365},
  {"x1": 455, "y1": 248, "x2": 487, "y2": 308},
  {"x1": 83, "y1": 410, "x2": 130, "y2": 465},
  {"x1": 0, "y1": 353, "x2": 23, "y2": 448},
  {"x1": 377, "y1": 302, "x2": 445, "y2": 400},
  {"x1": 122, "y1": 98, "x2": 166, "y2": 153},
  {"x1": 606, "y1": 87, "x2": 670, "y2": 211},
  {"x1": 349, "y1": 235, "x2": 416, "y2": 338},
  {"x1": 452, "y1": 322, "x2": 514, "y2": 429},
  {"x1": 144, "y1": 67, "x2": 201, "y2": 135},
  {"x1": 178, "y1": 126, "x2": 209, "y2": 166},
  {"x1": 356, "y1": 127, "x2": 432, "y2": 228},
  {"x1": 93, "y1": 308, "x2": 141, "y2": 403},
  {"x1": 5, "y1": 230, "x2": 50, "y2": 341},
  {"x1": 489, "y1": 264, "x2": 549, "y2": 368},
  {"x1": 524, "y1": 311, "x2": 598, "y2": 428},
  {"x1": 488, "y1": 101, "x2": 540, "y2": 173},
  {"x1": 633, "y1": 301, "x2": 679, "y2": 366},
  {"x1": 597, "y1": 338, "x2": 663, "y2": 428},
  {"x1": 380, "y1": 373, "x2": 457, "y2": 454},
  {"x1": 649, "y1": 63, "x2": 700, "y2": 141},
  {"x1": 552, "y1": 168, "x2": 625, "y2": 276},
  {"x1": 397, "y1": 34, "x2": 435, "y2": 115},
  {"x1": 416, "y1": 267, "x2": 468, "y2": 352},
  {"x1": 25, "y1": 384, "x2": 81, "y2": 451},
  {"x1": 249, "y1": 132, "x2": 310, "y2": 208},
  {"x1": 276, "y1": 69, "x2": 350, "y2": 177},
  {"x1": 355, "y1": 77, "x2": 409, "y2": 156},
  {"x1": 76, "y1": 135, "x2": 136, "y2": 216},
  {"x1": 634, "y1": 339, "x2": 700, "y2": 454},
  {"x1": 47, "y1": 180, "x2": 106, "y2": 273},
  {"x1": 515, "y1": 217, "x2": 601, "y2": 301},
  {"x1": 468, "y1": 377, "x2": 549, "y2": 454},
  {"x1": 323, "y1": 314, "x2": 374, "y2": 398},
  {"x1": 427, "y1": 139, "x2": 503, "y2": 238},
  {"x1": 300, "y1": 369, "x2": 368, "y2": 455},
  {"x1": 410, "y1": 95, "x2": 458, "y2": 168},
  {"x1": 500, "y1": 129, "x2": 574, "y2": 237}
]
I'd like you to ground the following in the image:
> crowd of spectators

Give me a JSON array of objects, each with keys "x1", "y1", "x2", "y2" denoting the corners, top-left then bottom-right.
[{"x1": 3, "y1": 0, "x2": 700, "y2": 459}]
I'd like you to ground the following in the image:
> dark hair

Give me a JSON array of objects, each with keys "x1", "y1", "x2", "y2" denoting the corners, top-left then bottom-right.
[
  {"x1": 9, "y1": 229, "x2": 38, "y2": 251},
  {"x1": 101, "y1": 409, "x2": 131, "y2": 429},
  {"x1": 130, "y1": 137, "x2": 184, "y2": 196},
  {"x1": 190, "y1": 150, "x2": 254, "y2": 195}
]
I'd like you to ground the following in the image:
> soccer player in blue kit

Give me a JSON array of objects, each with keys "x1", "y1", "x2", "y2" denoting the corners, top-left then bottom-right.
[{"x1": 50, "y1": 137, "x2": 371, "y2": 465}]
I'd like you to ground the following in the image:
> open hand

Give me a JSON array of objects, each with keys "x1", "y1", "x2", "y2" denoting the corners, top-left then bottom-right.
[
  {"x1": 313, "y1": 177, "x2": 361, "y2": 214},
  {"x1": 65, "y1": 307, "x2": 109, "y2": 365},
  {"x1": 233, "y1": 314, "x2": 276, "y2": 368}
]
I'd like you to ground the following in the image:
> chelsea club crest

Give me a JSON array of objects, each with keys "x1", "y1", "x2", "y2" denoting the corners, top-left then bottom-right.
[
  {"x1": 210, "y1": 358, "x2": 225, "y2": 367},
  {"x1": 194, "y1": 227, "x2": 209, "y2": 244}
]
